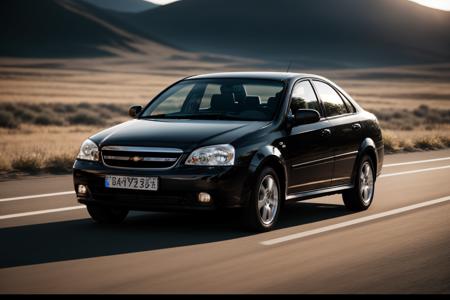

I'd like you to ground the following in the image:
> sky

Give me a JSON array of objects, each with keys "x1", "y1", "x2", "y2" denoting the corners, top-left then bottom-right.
[
  {"x1": 146, "y1": 0, "x2": 450, "y2": 11},
  {"x1": 410, "y1": 0, "x2": 450, "y2": 10}
]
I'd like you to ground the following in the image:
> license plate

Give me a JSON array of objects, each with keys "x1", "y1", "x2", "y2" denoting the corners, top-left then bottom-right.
[{"x1": 105, "y1": 175, "x2": 158, "y2": 191}]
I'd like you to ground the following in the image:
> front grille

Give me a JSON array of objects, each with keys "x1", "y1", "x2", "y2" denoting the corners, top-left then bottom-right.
[{"x1": 101, "y1": 146, "x2": 183, "y2": 169}]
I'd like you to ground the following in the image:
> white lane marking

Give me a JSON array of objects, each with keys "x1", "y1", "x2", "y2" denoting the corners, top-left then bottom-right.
[
  {"x1": 380, "y1": 165, "x2": 450, "y2": 178},
  {"x1": 384, "y1": 157, "x2": 450, "y2": 167},
  {"x1": 261, "y1": 195, "x2": 450, "y2": 246},
  {"x1": 0, "y1": 205, "x2": 85, "y2": 220},
  {"x1": 0, "y1": 191, "x2": 75, "y2": 203}
]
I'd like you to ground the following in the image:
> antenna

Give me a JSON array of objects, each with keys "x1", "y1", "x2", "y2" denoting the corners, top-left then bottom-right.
[{"x1": 286, "y1": 60, "x2": 293, "y2": 73}]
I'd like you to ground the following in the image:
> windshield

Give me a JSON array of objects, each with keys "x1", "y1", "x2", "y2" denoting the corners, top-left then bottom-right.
[{"x1": 140, "y1": 79, "x2": 285, "y2": 121}]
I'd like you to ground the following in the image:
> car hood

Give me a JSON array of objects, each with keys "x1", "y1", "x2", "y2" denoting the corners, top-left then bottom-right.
[{"x1": 90, "y1": 119, "x2": 269, "y2": 152}]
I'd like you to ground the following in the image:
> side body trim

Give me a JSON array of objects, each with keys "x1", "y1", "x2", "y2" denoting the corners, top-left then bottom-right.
[{"x1": 286, "y1": 184, "x2": 353, "y2": 201}]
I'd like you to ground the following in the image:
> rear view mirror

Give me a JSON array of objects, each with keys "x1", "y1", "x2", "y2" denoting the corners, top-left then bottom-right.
[
  {"x1": 128, "y1": 105, "x2": 143, "y2": 118},
  {"x1": 294, "y1": 109, "x2": 320, "y2": 126}
]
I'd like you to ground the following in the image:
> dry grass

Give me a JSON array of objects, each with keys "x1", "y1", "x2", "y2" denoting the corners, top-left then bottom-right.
[
  {"x1": 0, "y1": 125, "x2": 101, "y2": 175},
  {"x1": 0, "y1": 58, "x2": 449, "y2": 177},
  {"x1": 324, "y1": 64, "x2": 450, "y2": 111},
  {"x1": 372, "y1": 105, "x2": 450, "y2": 131},
  {"x1": 1, "y1": 125, "x2": 448, "y2": 176},
  {"x1": 0, "y1": 53, "x2": 257, "y2": 105},
  {"x1": 0, "y1": 102, "x2": 129, "y2": 128},
  {"x1": 1, "y1": 60, "x2": 449, "y2": 109},
  {"x1": 382, "y1": 129, "x2": 450, "y2": 153}
]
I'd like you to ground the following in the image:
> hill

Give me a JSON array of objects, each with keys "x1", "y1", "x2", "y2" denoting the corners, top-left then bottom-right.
[
  {"x1": 133, "y1": 0, "x2": 450, "y2": 67},
  {"x1": 2, "y1": 0, "x2": 449, "y2": 68},
  {"x1": 0, "y1": 0, "x2": 151, "y2": 57}
]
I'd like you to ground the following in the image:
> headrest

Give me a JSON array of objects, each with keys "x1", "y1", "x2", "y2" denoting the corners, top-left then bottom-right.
[
  {"x1": 245, "y1": 96, "x2": 261, "y2": 108},
  {"x1": 220, "y1": 85, "x2": 246, "y2": 103},
  {"x1": 267, "y1": 97, "x2": 277, "y2": 109},
  {"x1": 210, "y1": 94, "x2": 234, "y2": 111},
  {"x1": 220, "y1": 85, "x2": 234, "y2": 95}
]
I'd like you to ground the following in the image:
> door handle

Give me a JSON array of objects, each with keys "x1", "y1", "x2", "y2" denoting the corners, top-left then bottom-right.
[
  {"x1": 352, "y1": 123, "x2": 361, "y2": 130},
  {"x1": 321, "y1": 128, "x2": 331, "y2": 137}
]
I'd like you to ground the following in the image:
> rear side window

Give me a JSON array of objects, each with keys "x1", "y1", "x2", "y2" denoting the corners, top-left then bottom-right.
[
  {"x1": 290, "y1": 81, "x2": 322, "y2": 116},
  {"x1": 340, "y1": 93, "x2": 356, "y2": 113},
  {"x1": 313, "y1": 81, "x2": 348, "y2": 117}
]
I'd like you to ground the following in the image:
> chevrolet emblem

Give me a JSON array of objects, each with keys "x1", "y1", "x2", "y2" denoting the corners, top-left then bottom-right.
[{"x1": 130, "y1": 156, "x2": 142, "y2": 162}]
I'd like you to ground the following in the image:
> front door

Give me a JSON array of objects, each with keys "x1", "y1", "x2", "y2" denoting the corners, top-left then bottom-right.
[
  {"x1": 312, "y1": 80, "x2": 361, "y2": 186},
  {"x1": 283, "y1": 80, "x2": 334, "y2": 194}
]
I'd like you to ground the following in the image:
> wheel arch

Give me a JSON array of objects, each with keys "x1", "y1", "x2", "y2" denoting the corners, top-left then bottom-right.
[
  {"x1": 245, "y1": 145, "x2": 288, "y2": 204},
  {"x1": 352, "y1": 138, "x2": 378, "y2": 183}
]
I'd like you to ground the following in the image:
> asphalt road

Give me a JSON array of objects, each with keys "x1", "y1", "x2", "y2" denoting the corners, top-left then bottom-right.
[{"x1": 0, "y1": 149, "x2": 449, "y2": 294}]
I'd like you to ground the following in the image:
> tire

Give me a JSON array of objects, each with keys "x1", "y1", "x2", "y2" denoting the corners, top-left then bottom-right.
[
  {"x1": 86, "y1": 204, "x2": 129, "y2": 224},
  {"x1": 342, "y1": 155, "x2": 375, "y2": 211},
  {"x1": 242, "y1": 166, "x2": 282, "y2": 232}
]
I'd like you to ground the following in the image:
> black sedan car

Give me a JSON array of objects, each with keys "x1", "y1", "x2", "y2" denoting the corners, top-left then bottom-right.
[{"x1": 73, "y1": 72, "x2": 384, "y2": 231}]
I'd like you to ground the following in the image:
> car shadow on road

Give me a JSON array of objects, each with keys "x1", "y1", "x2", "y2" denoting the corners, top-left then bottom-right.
[{"x1": 0, "y1": 200, "x2": 354, "y2": 268}]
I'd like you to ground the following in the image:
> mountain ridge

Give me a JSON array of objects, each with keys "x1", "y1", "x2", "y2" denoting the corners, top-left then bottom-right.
[
  {"x1": 0, "y1": 0, "x2": 176, "y2": 58},
  {"x1": 132, "y1": 0, "x2": 450, "y2": 67},
  {"x1": 1, "y1": 0, "x2": 449, "y2": 68}
]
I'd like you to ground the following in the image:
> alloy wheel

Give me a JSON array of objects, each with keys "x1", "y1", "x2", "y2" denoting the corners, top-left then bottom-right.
[
  {"x1": 359, "y1": 161, "x2": 374, "y2": 205},
  {"x1": 257, "y1": 175, "x2": 279, "y2": 225}
]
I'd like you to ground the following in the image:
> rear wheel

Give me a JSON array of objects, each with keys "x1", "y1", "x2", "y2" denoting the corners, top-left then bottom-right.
[
  {"x1": 86, "y1": 204, "x2": 129, "y2": 224},
  {"x1": 342, "y1": 155, "x2": 375, "y2": 211},
  {"x1": 242, "y1": 167, "x2": 282, "y2": 232}
]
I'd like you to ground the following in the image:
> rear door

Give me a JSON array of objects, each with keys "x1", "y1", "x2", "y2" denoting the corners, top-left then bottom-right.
[
  {"x1": 284, "y1": 80, "x2": 334, "y2": 194},
  {"x1": 312, "y1": 80, "x2": 361, "y2": 186}
]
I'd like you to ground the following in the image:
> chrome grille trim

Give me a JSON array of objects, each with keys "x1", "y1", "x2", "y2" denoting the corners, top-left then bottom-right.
[
  {"x1": 102, "y1": 146, "x2": 183, "y2": 154},
  {"x1": 103, "y1": 155, "x2": 178, "y2": 162},
  {"x1": 101, "y1": 146, "x2": 183, "y2": 170}
]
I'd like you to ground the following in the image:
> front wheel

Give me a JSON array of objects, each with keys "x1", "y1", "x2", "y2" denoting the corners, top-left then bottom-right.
[
  {"x1": 86, "y1": 204, "x2": 129, "y2": 224},
  {"x1": 342, "y1": 155, "x2": 375, "y2": 211},
  {"x1": 242, "y1": 167, "x2": 282, "y2": 232}
]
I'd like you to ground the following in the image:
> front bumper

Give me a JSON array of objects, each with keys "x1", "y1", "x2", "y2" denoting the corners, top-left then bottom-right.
[{"x1": 73, "y1": 160, "x2": 250, "y2": 211}]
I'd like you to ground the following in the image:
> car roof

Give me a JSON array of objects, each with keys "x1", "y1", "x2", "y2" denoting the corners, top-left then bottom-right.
[{"x1": 187, "y1": 72, "x2": 320, "y2": 81}]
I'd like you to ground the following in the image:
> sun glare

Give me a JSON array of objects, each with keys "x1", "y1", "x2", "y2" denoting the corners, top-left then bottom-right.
[
  {"x1": 147, "y1": 0, "x2": 179, "y2": 5},
  {"x1": 409, "y1": 0, "x2": 450, "y2": 10}
]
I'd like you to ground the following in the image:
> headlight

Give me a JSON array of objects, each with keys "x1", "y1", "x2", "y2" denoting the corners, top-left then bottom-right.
[
  {"x1": 185, "y1": 144, "x2": 235, "y2": 166},
  {"x1": 77, "y1": 139, "x2": 99, "y2": 161}
]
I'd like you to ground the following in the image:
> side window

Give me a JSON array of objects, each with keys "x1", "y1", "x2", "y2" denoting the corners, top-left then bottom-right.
[
  {"x1": 340, "y1": 92, "x2": 356, "y2": 113},
  {"x1": 290, "y1": 81, "x2": 321, "y2": 116},
  {"x1": 313, "y1": 81, "x2": 348, "y2": 117}
]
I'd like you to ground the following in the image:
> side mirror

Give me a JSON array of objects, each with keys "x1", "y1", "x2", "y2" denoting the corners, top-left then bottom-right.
[
  {"x1": 294, "y1": 109, "x2": 321, "y2": 126},
  {"x1": 128, "y1": 105, "x2": 143, "y2": 118}
]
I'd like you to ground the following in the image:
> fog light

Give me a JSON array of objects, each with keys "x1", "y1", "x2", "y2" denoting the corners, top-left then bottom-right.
[
  {"x1": 198, "y1": 192, "x2": 211, "y2": 203},
  {"x1": 78, "y1": 184, "x2": 87, "y2": 195}
]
